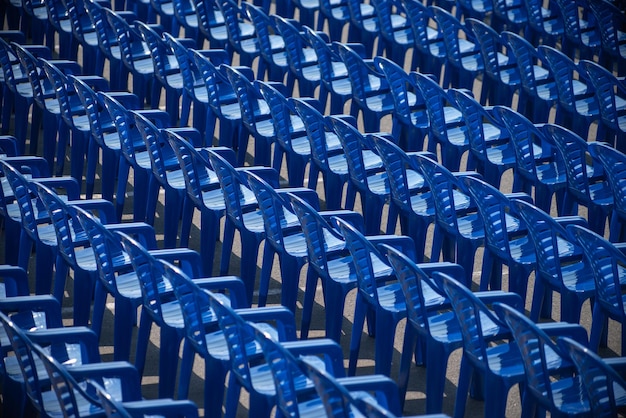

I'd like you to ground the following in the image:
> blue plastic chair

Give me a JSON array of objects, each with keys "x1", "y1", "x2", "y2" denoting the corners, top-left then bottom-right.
[
  {"x1": 346, "y1": 0, "x2": 380, "y2": 57},
  {"x1": 329, "y1": 116, "x2": 397, "y2": 235},
  {"x1": 217, "y1": 0, "x2": 261, "y2": 72},
  {"x1": 500, "y1": 30, "x2": 559, "y2": 123},
  {"x1": 148, "y1": 0, "x2": 177, "y2": 36},
  {"x1": 512, "y1": 199, "x2": 595, "y2": 323},
  {"x1": 159, "y1": 260, "x2": 250, "y2": 418},
  {"x1": 104, "y1": 8, "x2": 160, "y2": 108},
  {"x1": 578, "y1": 59, "x2": 626, "y2": 149},
  {"x1": 491, "y1": 0, "x2": 527, "y2": 34},
  {"x1": 369, "y1": 134, "x2": 435, "y2": 262},
  {"x1": 430, "y1": 6, "x2": 484, "y2": 92},
  {"x1": 287, "y1": 193, "x2": 366, "y2": 342},
  {"x1": 255, "y1": 80, "x2": 317, "y2": 188},
  {"x1": 317, "y1": 0, "x2": 360, "y2": 43},
  {"x1": 243, "y1": 3, "x2": 292, "y2": 87},
  {"x1": 34, "y1": 183, "x2": 117, "y2": 329},
  {"x1": 43, "y1": 0, "x2": 79, "y2": 60},
  {"x1": 460, "y1": 175, "x2": 535, "y2": 300},
  {"x1": 333, "y1": 217, "x2": 415, "y2": 377},
  {"x1": 64, "y1": 0, "x2": 103, "y2": 76},
  {"x1": 493, "y1": 105, "x2": 567, "y2": 214},
  {"x1": 370, "y1": 0, "x2": 416, "y2": 69},
  {"x1": 537, "y1": 45, "x2": 601, "y2": 140},
  {"x1": 587, "y1": 0, "x2": 626, "y2": 75},
  {"x1": 553, "y1": 0, "x2": 602, "y2": 61},
  {"x1": 494, "y1": 302, "x2": 592, "y2": 417},
  {"x1": 205, "y1": 149, "x2": 277, "y2": 304},
  {"x1": 164, "y1": 129, "x2": 232, "y2": 275},
  {"x1": 587, "y1": 142, "x2": 626, "y2": 242},
  {"x1": 194, "y1": 0, "x2": 228, "y2": 51},
  {"x1": 335, "y1": 42, "x2": 395, "y2": 133},
  {"x1": 171, "y1": 0, "x2": 204, "y2": 47},
  {"x1": 523, "y1": 0, "x2": 564, "y2": 46},
  {"x1": 440, "y1": 274, "x2": 526, "y2": 418},
  {"x1": 135, "y1": 21, "x2": 187, "y2": 125},
  {"x1": 412, "y1": 154, "x2": 483, "y2": 286},
  {"x1": 302, "y1": 26, "x2": 355, "y2": 115},
  {"x1": 222, "y1": 64, "x2": 277, "y2": 167},
  {"x1": 92, "y1": 380, "x2": 200, "y2": 418},
  {"x1": 543, "y1": 123, "x2": 613, "y2": 235},
  {"x1": 465, "y1": 18, "x2": 521, "y2": 107},
  {"x1": 557, "y1": 337, "x2": 626, "y2": 418},
  {"x1": 243, "y1": 171, "x2": 318, "y2": 312},
  {"x1": 447, "y1": 88, "x2": 514, "y2": 189},
  {"x1": 132, "y1": 111, "x2": 197, "y2": 248},
  {"x1": 401, "y1": 0, "x2": 445, "y2": 79},
  {"x1": 568, "y1": 224, "x2": 626, "y2": 356},
  {"x1": 272, "y1": 15, "x2": 324, "y2": 100},
  {"x1": 288, "y1": 0, "x2": 319, "y2": 33},
  {"x1": 411, "y1": 72, "x2": 469, "y2": 171},
  {"x1": 290, "y1": 98, "x2": 355, "y2": 210},
  {"x1": 373, "y1": 56, "x2": 429, "y2": 152}
]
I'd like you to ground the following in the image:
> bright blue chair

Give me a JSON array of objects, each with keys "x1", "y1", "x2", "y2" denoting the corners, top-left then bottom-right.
[
  {"x1": 557, "y1": 337, "x2": 626, "y2": 418},
  {"x1": 43, "y1": 0, "x2": 79, "y2": 60},
  {"x1": 553, "y1": 0, "x2": 602, "y2": 61},
  {"x1": 290, "y1": 98, "x2": 355, "y2": 210},
  {"x1": 512, "y1": 199, "x2": 594, "y2": 323},
  {"x1": 537, "y1": 45, "x2": 601, "y2": 140},
  {"x1": 491, "y1": 0, "x2": 527, "y2": 35},
  {"x1": 460, "y1": 175, "x2": 535, "y2": 300},
  {"x1": 493, "y1": 105, "x2": 567, "y2": 214},
  {"x1": 329, "y1": 116, "x2": 398, "y2": 235},
  {"x1": 193, "y1": 0, "x2": 228, "y2": 51},
  {"x1": 465, "y1": 18, "x2": 521, "y2": 107},
  {"x1": 335, "y1": 42, "x2": 395, "y2": 133},
  {"x1": 64, "y1": 0, "x2": 103, "y2": 76},
  {"x1": 588, "y1": 0, "x2": 626, "y2": 75},
  {"x1": 494, "y1": 302, "x2": 591, "y2": 417},
  {"x1": 373, "y1": 56, "x2": 429, "y2": 152},
  {"x1": 588, "y1": 142, "x2": 626, "y2": 242},
  {"x1": 370, "y1": 0, "x2": 416, "y2": 69},
  {"x1": 369, "y1": 134, "x2": 435, "y2": 263},
  {"x1": 317, "y1": 0, "x2": 359, "y2": 43},
  {"x1": 217, "y1": 0, "x2": 261, "y2": 72},
  {"x1": 401, "y1": 0, "x2": 446, "y2": 78},
  {"x1": 568, "y1": 224, "x2": 626, "y2": 356},
  {"x1": 412, "y1": 154, "x2": 483, "y2": 286},
  {"x1": 447, "y1": 88, "x2": 514, "y2": 189},
  {"x1": 171, "y1": 0, "x2": 204, "y2": 47},
  {"x1": 205, "y1": 149, "x2": 277, "y2": 304},
  {"x1": 430, "y1": 6, "x2": 484, "y2": 92},
  {"x1": 346, "y1": 0, "x2": 380, "y2": 57},
  {"x1": 500, "y1": 30, "x2": 559, "y2": 123},
  {"x1": 523, "y1": 0, "x2": 564, "y2": 46},
  {"x1": 440, "y1": 274, "x2": 526, "y2": 418},
  {"x1": 579, "y1": 59, "x2": 626, "y2": 149},
  {"x1": 543, "y1": 123, "x2": 614, "y2": 235}
]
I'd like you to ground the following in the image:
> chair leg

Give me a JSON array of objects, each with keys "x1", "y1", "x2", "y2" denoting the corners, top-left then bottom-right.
[{"x1": 348, "y1": 295, "x2": 367, "y2": 376}]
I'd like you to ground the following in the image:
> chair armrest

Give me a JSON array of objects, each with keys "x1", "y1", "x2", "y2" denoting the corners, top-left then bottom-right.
[
  {"x1": 67, "y1": 362, "x2": 142, "y2": 400},
  {"x1": 26, "y1": 327, "x2": 101, "y2": 362},
  {"x1": 1, "y1": 156, "x2": 51, "y2": 177},
  {"x1": 0, "y1": 265, "x2": 29, "y2": 296},
  {"x1": 235, "y1": 307, "x2": 297, "y2": 341},
  {"x1": 605, "y1": 357, "x2": 626, "y2": 375},
  {"x1": 192, "y1": 276, "x2": 248, "y2": 309},
  {"x1": 507, "y1": 193, "x2": 533, "y2": 203},
  {"x1": 104, "y1": 223, "x2": 157, "y2": 249},
  {"x1": 75, "y1": 76, "x2": 109, "y2": 92},
  {"x1": 237, "y1": 167, "x2": 280, "y2": 187},
  {"x1": 32, "y1": 177, "x2": 81, "y2": 200},
  {"x1": 321, "y1": 211, "x2": 364, "y2": 233},
  {"x1": 199, "y1": 146, "x2": 237, "y2": 166},
  {"x1": 418, "y1": 262, "x2": 466, "y2": 284},
  {"x1": 281, "y1": 339, "x2": 345, "y2": 377},
  {"x1": 475, "y1": 291, "x2": 524, "y2": 311},
  {"x1": 165, "y1": 127, "x2": 203, "y2": 147},
  {"x1": 149, "y1": 248, "x2": 203, "y2": 278},
  {"x1": 196, "y1": 49, "x2": 230, "y2": 66},
  {"x1": 117, "y1": 11, "x2": 138, "y2": 22},
  {"x1": 68, "y1": 199, "x2": 116, "y2": 224},
  {"x1": 134, "y1": 109, "x2": 172, "y2": 128},
  {"x1": 104, "y1": 92, "x2": 141, "y2": 110},
  {"x1": 537, "y1": 322, "x2": 588, "y2": 346},
  {"x1": 327, "y1": 114, "x2": 358, "y2": 128},
  {"x1": 116, "y1": 400, "x2": 199, "y2": 417},
  {"x1": 554, "y1": 216, "x2": 588, "y2": 228},
  {"x1": 276, "y1": 187, "x2": 320, "y2": 211},
  {"x1": 0, "y1": 295, "x2": 63, "y2": 327},
  {"x1": 367, "y1": 235, "x2": 416, "y2": 261},
  {"x1": 336, "y1": 375, "x2": 401, "y2": 416}
]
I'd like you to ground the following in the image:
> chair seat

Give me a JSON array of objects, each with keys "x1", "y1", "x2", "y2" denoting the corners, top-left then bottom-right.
[
  {"x1": 457, "y1": 213, "x2": 485, "y2": 240},
  {"x1": 549, "y1": 375, "x2": 589, "y2": 414},
  {"x1": 484, "y1": 342, "x2": 525, "y2": 379},
  {"x1": 377, "y1": 282, "x2": 407, "y2": 315}
]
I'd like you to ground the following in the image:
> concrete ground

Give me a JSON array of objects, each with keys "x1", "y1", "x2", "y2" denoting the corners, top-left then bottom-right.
[{"x1": 2, "y1": 5, "x2": 623, "y2": 416}]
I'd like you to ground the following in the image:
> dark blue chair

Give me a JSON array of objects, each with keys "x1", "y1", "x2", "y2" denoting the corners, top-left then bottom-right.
[
  {"x1": 553, "y1": 0, "x2": 601, "y2": 61},
  {"x1": 523, "y1": 0, "x2": 564, "y2": 46},
  {"x1": 370, "y1": 0, "x2": 416, "y2": 68},
  {"x1": 193, "y1": 0, "x2": 228, "y2": 51},
  {"x1": 401, "y1": 0, "x2": 446, "y2": 78},
  {"x1": 588, "y1": 0, "x2": 626, "y2": 75},
  {"x1": 218, "y1": 0, "x2": 261, "y2": 72}
]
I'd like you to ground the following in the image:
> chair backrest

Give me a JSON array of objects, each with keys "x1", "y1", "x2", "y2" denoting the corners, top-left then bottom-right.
[
  {"x1": 302, "y1": 26, "x2": 345, "y2": 96},
  {"x1": 412, "y1": 71, "x2": 456, "y2": 144},
  {"x1": 132, "y1": 110, "x2": 175, "y2": 186},
  {"x1": 272, "y1": 15, "x2": 311, "y2": 79},
  {"x1": 373, "y1": 56, "x2": 418, "y2": 128},
  {"x1": 104, "y1": 7, "x2": 145, "y2": 71},
  {"x1": 40, "y1": 59, "x2": 81, "y2": 129},
  {"x1": 99, "y1": 92, "x2": 144, "y2": 165},
  {"x1": 588, "y1": 142, "x2": 626, "y2": 217},
  {"x1": 579, "y1": 59, "x2": 626, "y2": 133},
  {"x1": 460, "y1": 175, "x2": 519, "y2": 261},
  {"x1": 557, "y1": 336, "x2": 626, "y2": 418},
  {"x1": 466, "y1": 17, "x2": 517, "y2": 82},
  {"x1": 296, "y1": 356, "x2": 353, "y2": 418},
  {"x1": 190, "y1": 48, "x2": 234, "y2": 118},
  {"x1": 135, "y1": 21, "x2": 171, "y2": 87},
  {"x1": 218, "y1": 0, "x2": 255, "y2": 55},
  {"x1": 500, "y1": 30, "x2": 552, "y2": 99},
  {"x1": 402, "y1": 0, "x2": 442, "y2": 58},
  {"x1": 335, "y1": 41, "x2": 384, "y2": 106},
  {"x1": 554, "y1": 0, "x2": 600, "y2": 50},
  {"x1": 568, "y1": 224, "x2": 626, "y2": 320},
  {"x1": 430, "y1": 5, "x2": 480, "y2": 69},
  {"x1": 84, "y1": 0, "x2": 118, "y2": 59},
  {"x1": 371, "y1": 0, "x2": 408, "y2": 43},
  {"x1": 194, "y1": 0, "x2": 225, "y2": 45},
  {"x1": 255, "y1": 80, "x2": 297, "y2": 154},
  {"x1": 11, "y1": 43, "x2": 52, "y2": 112},
  {"x1": 523, "y1": 0, "x2": 563, "y2": 40},
  {"x1": 587, "y1": 0, "x2": 626, "y2": 63},
  {"x1": 441, "y1": 273, "x2": 509, "y2": 370},
  {"x1": 162, "y1": 32, "x2": 203, "y2": 101},
  {"x1": 290, "y1": 98, "x2": 334, "y2": 173},
  {"x1": 243, "y1": 3, "x2": 279, "y2": 65},
  {"x1": 222, "y1": 63, "x2": 268, "y2": 136},
  {"x1": 494, "y1": 302, "x2": 589, "y2": 413}
]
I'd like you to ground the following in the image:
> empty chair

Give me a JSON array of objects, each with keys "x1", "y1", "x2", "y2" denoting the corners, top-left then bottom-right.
[
  {"x1": 371, "y1": 0, "x2": 416, "y2": 68},
  {"x1": 568, "y1": 225, "x2": 626, "y2": 356},
  {"x1": 588, "y1": 0, "x2": 626, "y2": 75},
  {"x1": 218, "y1": 0, "x2": 261, "y2": 72},
  {"x1": 401, "y1": 0, "x2": 446, "y2": 79},
  {"x1": 171, "y1": 0, "x2": 205, "y2": 47},
  {"x1": 494, "y1": 302, "x2": 592, "y2": 417},
  {"x1": 553, "y1": 0, "x2": 602, "y2": 61},
  {"x1": 557, "y1": 337, "x2": 626, "y2": 417},
  {"x1": 64, "y1": 0, "x2": 104, "y2": 76},
  {"x1": 512, "y1": 199, "x2": 595, "y2": 323},
  {"x1": 346, "y1": 0, "x2": 380, "y2": 57},
  {"x1": 543, "y1": 123, "x2": 614, "y2": 235},
  {"x1": 317, "y1": 0, "x2": 359, "y2": 43},
  {"x1": 523, "y1": 0, "x2": 564, "y2": 46},
  {"x1": 588, "y1": 142, "x2": 626, "y2": 242},
  {"x1": 194, "y1": 0, "x2": 228, "y2": 51},
  {"x1": 43, "y1": 0, "x2": 79, "y2": 60},
  {"x1": 491, "y1": 0, "x2": 527, "y2": 34}
]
